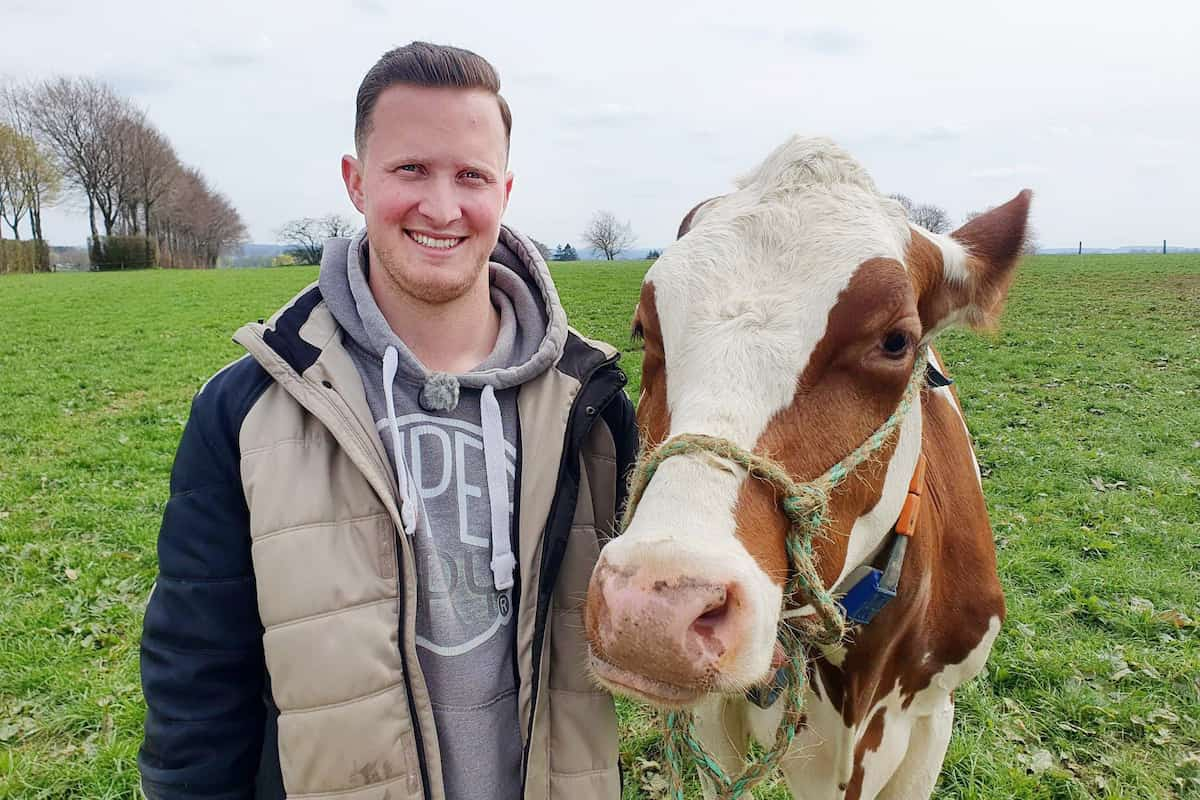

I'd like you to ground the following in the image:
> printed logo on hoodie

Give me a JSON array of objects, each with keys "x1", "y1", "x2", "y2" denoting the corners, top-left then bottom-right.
[{"x1": 377, "y1": 413, "x2": 515, "y2": 657}]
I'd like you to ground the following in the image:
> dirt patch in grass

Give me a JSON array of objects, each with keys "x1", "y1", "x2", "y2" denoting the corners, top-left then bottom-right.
[
  {"x1": 100, "y1": 390, "x2": 149, "y2": 416},
  {"x1": 1154, "y1": 273, "x2": 1200, "y2": 300}
]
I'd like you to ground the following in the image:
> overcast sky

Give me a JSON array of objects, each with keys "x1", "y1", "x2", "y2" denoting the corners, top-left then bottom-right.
[{"x1": 4, "y1": 0, "x2": 1198, "y2": 251}]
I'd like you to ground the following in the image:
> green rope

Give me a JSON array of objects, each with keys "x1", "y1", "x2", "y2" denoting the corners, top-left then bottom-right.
[{"x1": 622, "y1": 351, "x2": 929, "y2": 799}]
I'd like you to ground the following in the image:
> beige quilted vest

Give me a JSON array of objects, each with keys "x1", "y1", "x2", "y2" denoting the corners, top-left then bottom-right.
[{"x1": 232, "y1": 296, "x2": 621, "y2": 799}]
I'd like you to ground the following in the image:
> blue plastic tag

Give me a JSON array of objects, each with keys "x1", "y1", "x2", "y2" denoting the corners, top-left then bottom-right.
[
  {"x1": 838, "y1": 566, "x2": 897, "y2": 625},
  {"x1": 745, "y1": 664, "x2": 790, "y2": 710}
]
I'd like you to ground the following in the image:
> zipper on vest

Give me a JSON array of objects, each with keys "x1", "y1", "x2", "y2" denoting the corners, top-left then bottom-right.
[
  {"x1": 519, "y1": 353, "x2": 623, "y2": 791},
  {"x1": 509, "y1": 408, "x2": 525, "y2": 692},
  {"x1": 396, "y1": 543, "x2": 434, "y2": 800}
]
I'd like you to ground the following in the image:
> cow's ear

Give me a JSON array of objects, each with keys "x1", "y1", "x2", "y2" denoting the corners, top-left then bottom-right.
[
  {"x1": 676, "y1": 196, "x2": 722, "y2": 239},
  {"x1": 910, "y1": 189, "x2": 1032, "y2": 336}
]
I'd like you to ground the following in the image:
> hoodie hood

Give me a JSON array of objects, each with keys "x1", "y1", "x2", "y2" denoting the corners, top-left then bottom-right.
[{"x1": 319, "y1": 224, "x2": 569, "y2": 410}]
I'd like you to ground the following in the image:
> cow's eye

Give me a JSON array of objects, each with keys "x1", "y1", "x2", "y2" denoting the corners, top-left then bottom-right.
[{"x1": 881, "y1": 331, "x2": 910, "y2": 358}]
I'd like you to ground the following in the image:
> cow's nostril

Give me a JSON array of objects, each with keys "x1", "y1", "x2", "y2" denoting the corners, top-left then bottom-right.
[
  {"x1": 690, "y1": 583, "x2": 736, "y2": 640},
  {"x1": 695, "y1": 597, "x2": 728, "y2": 626}
]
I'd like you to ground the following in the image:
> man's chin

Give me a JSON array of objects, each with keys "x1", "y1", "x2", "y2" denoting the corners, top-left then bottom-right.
[{"x1": 371, "y1": 249, "x2": 488, "y2": 306}]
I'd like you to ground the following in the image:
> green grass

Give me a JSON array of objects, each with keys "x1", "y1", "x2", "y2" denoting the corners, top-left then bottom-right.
[{"x1": 1, "y1": 255, "x2": 1197, "y2": 799}]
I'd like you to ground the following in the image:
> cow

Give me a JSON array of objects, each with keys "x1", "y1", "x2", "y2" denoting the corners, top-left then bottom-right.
[{"x1": 584, "y1": 136, "x2": 1029, "y2": 800}]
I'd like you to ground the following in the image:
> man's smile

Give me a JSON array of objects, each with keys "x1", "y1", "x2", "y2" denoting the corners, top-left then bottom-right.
[{"x1": 407, "y1": 230, "x2": 466, "y2": 250}]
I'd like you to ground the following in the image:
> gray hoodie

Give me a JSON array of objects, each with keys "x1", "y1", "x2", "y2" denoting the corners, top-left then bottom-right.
[{"x1": 319, "y1": 226, "x2": 567, "y2": 800}]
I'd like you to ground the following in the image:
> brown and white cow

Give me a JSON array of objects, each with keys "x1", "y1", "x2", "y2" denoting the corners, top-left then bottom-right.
[{"x1": 585, "y1": 136, "x2": 1029, "y2": 799}]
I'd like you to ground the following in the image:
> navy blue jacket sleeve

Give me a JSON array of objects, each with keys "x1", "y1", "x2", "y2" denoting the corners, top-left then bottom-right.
[{"x1": 139, "y1": 358, "x2": 273, "y2": 799}]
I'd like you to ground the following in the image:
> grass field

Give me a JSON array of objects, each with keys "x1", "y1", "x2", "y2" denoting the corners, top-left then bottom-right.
[{"x1": 1, "y1": 255, "x2": 1197, "y2": 799}]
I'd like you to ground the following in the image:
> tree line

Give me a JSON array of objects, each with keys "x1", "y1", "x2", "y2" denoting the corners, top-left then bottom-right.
[
  {"x1": 888, "y1": 193, "x2": 1038, "y2": 253},
  {"x1": 279, "y1": 193, "x2": 1035, "y2": 272},
  {"x1": 0, "y1": 77, "x2": 247, "y2": 269}
]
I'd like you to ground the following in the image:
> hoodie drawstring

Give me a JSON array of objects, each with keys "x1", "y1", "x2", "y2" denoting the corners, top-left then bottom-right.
[
  {"x1": 480, "y1": 384, "x2": 516, "y2": 591},
  {"x1": 383, "y1": 346, "x2": 418, "y2": 534},
  {"x1": 383, "y1": 345, "x2": 515, "y2": 592}
]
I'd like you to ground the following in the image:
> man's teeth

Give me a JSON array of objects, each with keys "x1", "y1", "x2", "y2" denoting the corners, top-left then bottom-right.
[{"x1": 410, "y1": 232, "x2": 461, "y2": 249}]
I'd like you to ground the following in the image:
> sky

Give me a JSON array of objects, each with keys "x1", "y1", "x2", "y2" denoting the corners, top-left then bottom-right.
[{"x1": 3, "y1": 0, "x2": 1198, "y2": 251}]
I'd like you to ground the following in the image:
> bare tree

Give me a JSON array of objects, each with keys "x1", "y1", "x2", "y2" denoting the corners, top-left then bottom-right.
[
  {"x1": 127, "y1": 120, "x2": 179, "y2": 237},
  {"x1": 277, "y1": 217, "x2": 326, "y2": 265},
  {"x1": 582, "y1": 211, "x2": 635, "y2": 260},
  {"x1": 24, "y1": 77, "x2": 134, "y2": 240},
  {"x1": 92, "y1": 101, "x2": 146, "y2": 237},
  {"x1": 888, "y1": 193, "x2": 952, "y2": 234},
  {"x1": 910, "y1": 203, "x2": 952, "y2": 234},
  {"x1": 1021, "y1": 225, "x2": 1039, "y2": 255},
  {"x1": 0, "y1": 124, "x2": 32, "y2": 238},
  {"x1": 887, "y1": 193, "x2": 915, "y2": 218},
  {"x1": 529, "y1": 237, "x2": 552, "y2": 262},
  {"x1": 321, "y1": 213, "x2": 356, "y2": 238},
  {"x1": 1, "y1": 84, "x2": 61, "y2": 242},
  {"x1": 155, "y1": 166, "x2": 247, "y2": 268},
  {"x1": 277, "y1": 213, "x2": 356, "y2": 265}
]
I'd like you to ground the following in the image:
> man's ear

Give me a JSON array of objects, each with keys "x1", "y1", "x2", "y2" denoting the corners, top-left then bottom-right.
[
  {"x1": 341, "y1": 154, "x2": 366, "y2": 214},
  {"x1": 908, "y1": 189, "x2": 1033, "y2": 337}
]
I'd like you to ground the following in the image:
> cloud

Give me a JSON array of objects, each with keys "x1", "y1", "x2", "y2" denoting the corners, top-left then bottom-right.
[
  {"x1": 352, "y1": 0, "x2": 388, "y2": 15},
  {"x1": 567, "y1": 103, "x2": 651, "y2": 128},
  {"x1": 851, "y1": 125, "x2": 967, "y2": 149},
  {"x1": 969, "y1": 164, "x2": 1048, "y2": 179},
  {"x1": 96, "y1": 69, "x2": 174, "y2": 97},
  {"x1": 1046, "y1": 124, "x2": 1094, "y2": 139},
  {"x1": 694, "y1": 22, "x2": 865, "y2": 55},
  {"x1": 190, "y1": 33, "x2": 273, "y2": 70},
  {"x1": 1136, "y1": 159, "x2": 1172, "y2": 172},
  {"x1": 201, "y1": 49, "x2": 265, "y2": 69},
  {"x1": 782, "y1": 28, "x2": 863, "y2": 54},
  {"x1": 507, "y1": 69, "x2": 562, "y2": 89}
]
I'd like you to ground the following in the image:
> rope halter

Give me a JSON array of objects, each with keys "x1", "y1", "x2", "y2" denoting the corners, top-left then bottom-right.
[{"x1": 620, "y1": 349, "x2": 931, "y2": 799}]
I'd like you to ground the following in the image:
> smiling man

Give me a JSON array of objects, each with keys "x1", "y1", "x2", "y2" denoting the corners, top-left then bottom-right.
[{"x1": 138, "y1": 42, "x2": 637, "y2": 800}]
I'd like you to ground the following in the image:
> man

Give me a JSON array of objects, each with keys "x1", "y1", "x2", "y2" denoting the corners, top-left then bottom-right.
[{"x1": 139, "y1": 42, "x2": 637, "y2": 800}]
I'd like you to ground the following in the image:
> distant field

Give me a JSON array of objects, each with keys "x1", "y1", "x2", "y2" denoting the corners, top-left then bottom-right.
[{"x1": 0, "y1": 255, "x2": 1197, "y2": 799}]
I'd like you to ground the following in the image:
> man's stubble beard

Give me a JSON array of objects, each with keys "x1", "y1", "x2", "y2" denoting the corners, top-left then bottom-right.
[{"x1": 372, "y1": 238, "x2": 489, "y2": 306}]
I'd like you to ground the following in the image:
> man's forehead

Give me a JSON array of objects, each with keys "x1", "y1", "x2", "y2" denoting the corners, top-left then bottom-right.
[{"x1": 363, "y1": 85, "x2": 508, "y2": 163}]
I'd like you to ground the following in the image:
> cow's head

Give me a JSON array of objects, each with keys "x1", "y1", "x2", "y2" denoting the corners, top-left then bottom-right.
[{"x1": 584, "y1": 136, "x2": 1030, "y2": 707}]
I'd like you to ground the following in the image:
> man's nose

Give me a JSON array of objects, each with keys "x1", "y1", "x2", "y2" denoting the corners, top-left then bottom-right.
[{"x1": 416, "y1": 179, "x2": 462, "y2": 229}]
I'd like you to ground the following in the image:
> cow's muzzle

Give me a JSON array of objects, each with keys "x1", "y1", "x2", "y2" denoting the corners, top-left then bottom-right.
[{"x1": 585, "y1": 557, "x2": 758, "y2": 706}]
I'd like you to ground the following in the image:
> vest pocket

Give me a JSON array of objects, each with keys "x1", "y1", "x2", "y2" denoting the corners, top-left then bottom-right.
[{"x1": 277, "y1": 683, "x2": 417, "y2": 796}]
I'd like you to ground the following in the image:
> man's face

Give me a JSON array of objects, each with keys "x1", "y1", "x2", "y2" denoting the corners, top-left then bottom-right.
[{"x1": 342, "y1": 84, "x2": 512, "y2": 305}]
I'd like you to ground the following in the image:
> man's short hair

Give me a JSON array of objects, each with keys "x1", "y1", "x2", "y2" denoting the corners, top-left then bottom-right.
[{"x1": 355, "y1": 41, "x2": 512, "y2": 156}]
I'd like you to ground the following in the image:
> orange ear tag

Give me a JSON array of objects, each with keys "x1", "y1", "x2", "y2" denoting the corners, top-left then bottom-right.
[{"x1": 894, "y1": 454, "x2": 927, "y2": 537}]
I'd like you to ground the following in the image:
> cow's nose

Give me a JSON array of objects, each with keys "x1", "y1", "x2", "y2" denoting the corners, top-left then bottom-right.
[{"x1": 586, "y1": 560, "x2": 748, "y2": 689}]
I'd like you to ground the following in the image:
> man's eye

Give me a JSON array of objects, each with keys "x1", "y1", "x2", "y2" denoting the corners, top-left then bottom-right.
[
  {"x1": 396, "y1": 164, "x2": 420, "y2": 173},
  {"x1": 462, "y1": 170, "x2": 487, "y2": 181}
]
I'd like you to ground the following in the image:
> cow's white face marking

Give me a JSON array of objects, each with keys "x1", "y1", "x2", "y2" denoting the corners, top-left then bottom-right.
[
  {"x1": 612, "y1": 137, "x2": 916, "y2": 682},
  {"x1": 926, "y1": 226, "x2": 970, "y2": 285}
]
